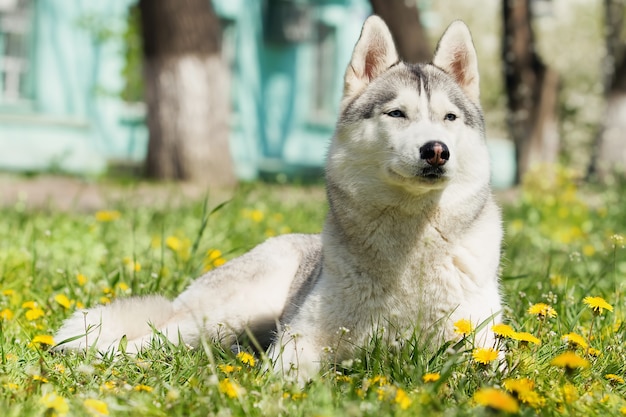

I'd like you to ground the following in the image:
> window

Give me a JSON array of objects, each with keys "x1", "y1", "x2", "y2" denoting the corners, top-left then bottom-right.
[
  {"x1": 0, "y1": 0, "x2": 31, "y2": 104},
  {"x1": 309, "y1": 21, "x2": 336, "y2": 125}
]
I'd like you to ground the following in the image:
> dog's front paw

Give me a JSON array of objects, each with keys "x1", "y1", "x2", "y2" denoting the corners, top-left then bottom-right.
[{"x1": 269, "y1": 331, "x2": 321, "y2": 385}]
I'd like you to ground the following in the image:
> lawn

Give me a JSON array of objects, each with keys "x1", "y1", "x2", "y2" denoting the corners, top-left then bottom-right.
[{"x1": 0, "y1": 168, "x2": 624, "y2": 416}]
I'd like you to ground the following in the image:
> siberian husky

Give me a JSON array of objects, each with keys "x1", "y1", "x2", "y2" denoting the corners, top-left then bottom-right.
[{"x1": 55, "y1": 16, "x2": 503, "y2": 381}]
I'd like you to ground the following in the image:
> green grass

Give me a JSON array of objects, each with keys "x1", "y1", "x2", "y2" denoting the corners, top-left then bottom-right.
[{"x1": 0, "y1": 171, "x2": 625, "y2": 416}]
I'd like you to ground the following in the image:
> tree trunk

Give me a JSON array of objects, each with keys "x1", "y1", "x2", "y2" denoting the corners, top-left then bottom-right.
[
  {"x1": 502, "y1": 0, "x2": 560, "y2": 183},
  {"x1": 589, "y1": 0, "x2": 626, "y2": 180},
  {"x1": 369, "y1": 0, "x2": 430, "y2": 63},
  {"x1": 139, "y1": 0, "x2": 236, "y2": 187}
]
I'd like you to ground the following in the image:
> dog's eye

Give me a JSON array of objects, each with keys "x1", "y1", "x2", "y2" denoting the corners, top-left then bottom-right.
[
  {"x1": 386, "y1": 110, "x2": 406, "y2": 118},
  {"x1": 444, "y1": 113, "x2": 457, "y2": 122}
]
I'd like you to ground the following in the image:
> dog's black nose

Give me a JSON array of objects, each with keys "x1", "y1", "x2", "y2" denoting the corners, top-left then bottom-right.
[{"x1": 419, "y1": 141, "x2": 450, "y2": 167}]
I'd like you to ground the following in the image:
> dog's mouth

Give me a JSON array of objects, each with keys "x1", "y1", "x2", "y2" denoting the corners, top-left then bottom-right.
[
  {"x1": 419, "y1": 166, "x2": 446, "y2": 180},
  {"x1": 386, "y1": 165, "x2": 448, "y2": 187}
]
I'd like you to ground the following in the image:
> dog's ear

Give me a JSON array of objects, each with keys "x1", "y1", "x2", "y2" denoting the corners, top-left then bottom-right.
[
  {"x1": 433, "y1": 21, "x2": 480, "y2": 103},
  {"x1": 344, "y1": 15, "x2": 399, "y2": 98}
]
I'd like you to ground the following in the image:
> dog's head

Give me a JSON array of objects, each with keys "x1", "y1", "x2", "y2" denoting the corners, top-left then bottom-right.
[{"x1": 328, "y1": 16, "x2": 490, "y2": 199}]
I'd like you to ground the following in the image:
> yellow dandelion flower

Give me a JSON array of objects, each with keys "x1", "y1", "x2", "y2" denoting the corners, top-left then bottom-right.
[
  {"x1": 40, "y1": 393, "x2": 69, "y2": 416},
  {"x1": 0, "y1": 308, "x2": 13, "y2": 321},
  {"x1": 583, "y1": 296, "x2": 613, "y2": 314},
  {"x1": 218, "y1": 364, "x2": 241, "y2": 374},
  {"x1": 163, "y1": 236, "x2": 190, "y2": 260},
  {"x1": 292, "y1": 392, "x2": 307, "y2": 401},
  {"x1": 165, "y1": 236, "x2": 182, "y2": 252},
  {"x1": 336, "y1": 374, "x2": 352, "y2": 383},
  {"x1": 527, "y1": 303, "x2": 557, "y2": 319},
  {"x1": 582, "y1": 245, "x2": 596, "y2": 257},
  {"x1": 133, "y1": 384, "x2": 153, "y2": 392},
  {"x1": 492, "y1": 323, "x2": 516, "y2": 339},
  {"x1": 218, "y1": 378, "x2": 242, "y2": 398},
  {"x1": 22, "y1": 301, "x2": 37, "y2": 309},
  {"x1": 30, "y1": 335, "x2": 55, "y2": 348},
  {"x1": 422, "y1": 373, "x2": 440, "y2": 383},
  {"x1": 25, "y1": 307, "x2": 45, "y2": 321},
  {"x1": 77, "y1": 273, "x2": 88, "y2": 286},
  {"x1": 2, "y1": 289, "x2": 15, "y2": 296},
  {"x1": 95, "y1": 210, "x2": 121, "y2": 222},
  {"x1": 122, "y1": 257, "x2": 141, "y2": 272},
  {"x1": 453, "y1": 319, "x2": 474, "y2": 336},
  {"x1": 519, "y1": 390, "x2": 546, "y2": 409},
  {"x1": 206, "y1": 249, "x2": 222, "y2": 261},
  {"x1": 251, "y1": 209, "x2": 264, "y2": 223},
  {"x1": 4, "y1": 382, "x2": 18, "y2": 390},
  {"x1": 100, "y1": 381, "x2": 116, "y2": 392},
  {"x1": 587, "y1": 347, "x2": 601, "y2": 357},
  {"x1": 472, "y1": 347, "x2": 499, "y2": 365},
  {"x1": 84, "y1": 398, "x2": 109, "y2": 416},
  {"x1": 512, "y1": 331, "x2": 541, "y2": 345},
  {"x1": 54, "y1": 363, "x2": 66, "y2": 374},
  {"x1": 562, "y1": 383, "x2": 578, "y2": 403},
  {"x1": 503, "y1": 377, "x2": 534, "y2": 394},
  {"x1": 561, "y1": 332, "x2": 588, "y2": 349},
  {"x1": 283, "y1": 392, "x2": 304, "y2": 400},
  {"x1": 116, "y1": 283, "x2": 129, "y2": 292},
  {"x1": 395, "y1": 388, "x2": 412, "y2": 410},
  {"x1": 605, "y1": 374, "x2": 625, "y2": 384},
  {"x1": 368, "y1": 375, "x2": 389, "y2": 387},
  {"x1": 503, "y1": 378, "x2": 545, "y2": 407},
  {"x1": 204, "y1": 249, "x2": 227, "y2": 271},
  {"x1": 474, "y1": 388, "x2": 519, "y2": 413},
  {"x1": 32, "y1": 375, "x2": 49, "y2": 383},
  {"x1": 376, "y1": 386, "x2": 389, "y2": 401},
  {"x1": 283, "y1": 392, "x2": 308, "y2": 401},
  {"x1": 550, "y1": 351, "x2": 589, "y2": 370},
  {"x1": 236, "y1": 351, "x2": 256, "y2": 367},
  {"x1": 54, "y1": 294, "x2": 72, "y2": 309}
]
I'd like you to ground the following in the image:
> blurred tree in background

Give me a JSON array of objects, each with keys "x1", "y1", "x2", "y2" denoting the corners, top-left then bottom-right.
[
  {"x1": 502, "y1": 0, "x2": 559, "y2": 184},
  {"x1": 590, "y1": 0, "x2": 626, "y2": 181},
  {"x1": 369, "y1": 0, "x2": 430, "y2": 63},
  {"x1": 139, "y1": 0, "x2": 236, "y2": 187}
]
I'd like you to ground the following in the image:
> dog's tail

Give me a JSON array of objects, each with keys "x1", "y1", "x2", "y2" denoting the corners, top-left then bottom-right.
[{"x1": 53, "y1": 295, "x2": 175, "y2": 353}]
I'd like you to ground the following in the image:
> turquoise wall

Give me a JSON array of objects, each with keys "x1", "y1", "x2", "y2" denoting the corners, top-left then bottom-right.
[
  {"x1": 0, "y1": 0, "x2": 371, "y2": 179},
  {"x1": 216, "y1": 0, "x2": 371, "y2": 179},
  {"x1": 0, "y1": 0, "x2": 146, "y2": 173}
]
